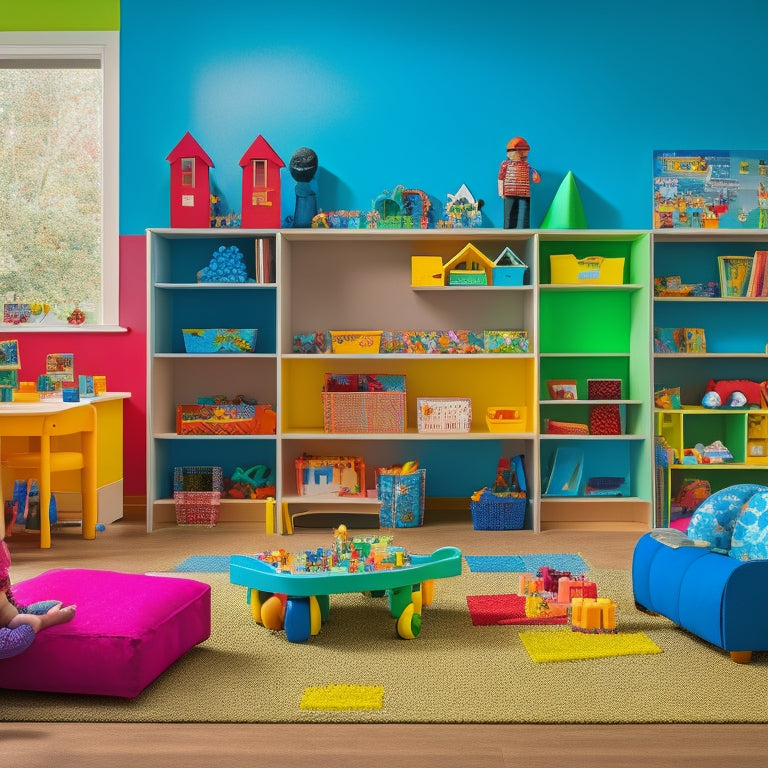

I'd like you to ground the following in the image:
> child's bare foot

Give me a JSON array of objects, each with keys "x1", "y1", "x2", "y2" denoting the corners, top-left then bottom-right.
[
  {"x1": 40, "y1": 603, "x2": 76, "y2": 629},
  {"x1": 9, "y1": 602, "x2": 77, "y2": 632}
]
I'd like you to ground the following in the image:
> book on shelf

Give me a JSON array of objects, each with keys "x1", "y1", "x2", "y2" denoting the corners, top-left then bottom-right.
[
  {"x1": 255, "y1": 237, "x2": 275, "y2": 283},
  {"x1": 717, "y1": 254, "x2": 752, "y2": 297},
  {"x1": 746, "y1": 250, "x2": 768, "y2": 297}
]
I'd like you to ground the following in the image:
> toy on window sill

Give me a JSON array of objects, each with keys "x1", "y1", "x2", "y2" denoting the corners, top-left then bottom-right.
[
  {"x1": 67, "y1": 304, "x2": 86, "y2": 325},
  {"x1": 498, "y1": 137, "x2": 540, "y2": 229}
]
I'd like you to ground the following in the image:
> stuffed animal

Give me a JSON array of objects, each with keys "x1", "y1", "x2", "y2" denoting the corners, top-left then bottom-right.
[{"x1": 704, "y1": 379, "x2": 768, "y2": 408}]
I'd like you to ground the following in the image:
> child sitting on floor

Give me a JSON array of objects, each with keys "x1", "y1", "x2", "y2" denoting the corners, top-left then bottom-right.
[{"x1": 0, "y1": 539, "x2": 76, "y2": 659}]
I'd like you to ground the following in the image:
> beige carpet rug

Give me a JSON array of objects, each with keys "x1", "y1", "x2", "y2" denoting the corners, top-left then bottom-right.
[{"x1": 4, "y1": 566, "x2": 768, "y2": 723}]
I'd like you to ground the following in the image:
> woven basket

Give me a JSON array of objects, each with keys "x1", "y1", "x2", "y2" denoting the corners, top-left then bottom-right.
[
  {"x1": 322, "y1": 391, "x2": 406, "y2": 433},
  {"x1": 174, "y1": 491, "x2": 221, "y2": 526},
  {"x1": 172, "y1": 465, "x2": 223, "y2": 493},
  {"x1": 470, "y1": 490, "x2": 526, "y2": 530}
]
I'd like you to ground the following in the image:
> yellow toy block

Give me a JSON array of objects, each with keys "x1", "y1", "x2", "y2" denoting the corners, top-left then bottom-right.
[
  {"x1": 571, "y1": 597, "x2": 617, "y2": 633},
  {"x1": 411, "y1": 256, "x2": 444, "y2": 286}
]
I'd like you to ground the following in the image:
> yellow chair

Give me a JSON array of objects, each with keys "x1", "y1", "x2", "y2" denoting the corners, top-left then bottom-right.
[{"x1": 2, "y1": 404, "x2": 97, "y2": 548}]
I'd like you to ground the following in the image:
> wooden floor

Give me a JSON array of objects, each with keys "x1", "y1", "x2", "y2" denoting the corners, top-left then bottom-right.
[{"x1": 5, "y1": 515, "x2": 767, "y2": 767}]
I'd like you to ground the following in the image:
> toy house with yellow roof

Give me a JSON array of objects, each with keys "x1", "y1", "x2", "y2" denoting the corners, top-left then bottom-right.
[{"x1": 443, "y1": 243, "x2": 496, "y2": 286}]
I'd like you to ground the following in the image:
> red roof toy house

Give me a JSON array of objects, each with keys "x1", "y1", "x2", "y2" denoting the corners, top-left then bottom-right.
[
  {"x1": 239, "y1": 135, "x2": 285, "y2": 228},
  {"x1": 166, "y1": 132, "x2": 214, "y2": 228}
]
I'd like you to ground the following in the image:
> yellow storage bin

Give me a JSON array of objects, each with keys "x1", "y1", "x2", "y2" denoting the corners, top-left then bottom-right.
[
  {"x1": 329, "y1": 330, "x2": 383, "y2": 353},
  {"x1": 486, "y1": 406, "x2": 527, "y2": 433},
  {"x1": 550, "y1": 254, "x2": 625, "y2": 285}
]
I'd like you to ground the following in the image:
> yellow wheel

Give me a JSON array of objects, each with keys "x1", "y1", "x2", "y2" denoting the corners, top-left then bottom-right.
[
  {"x1": 421, "y1": 579, "x2": 435, "y2": 607},
  {"x1": 309, "y1": 595, "x2": 322, "y2": 635},
  {"x1": 260, "y1": 594, "x2": 286, "y2": 631},
  {"x1": 396, "y1": 602, "x2": 422, "y2": 639}
]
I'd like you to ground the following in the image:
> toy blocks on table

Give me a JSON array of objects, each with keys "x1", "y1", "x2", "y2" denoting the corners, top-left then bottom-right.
[{"x1": 0, "y1": 568, "x2": 211, "y2": 697}]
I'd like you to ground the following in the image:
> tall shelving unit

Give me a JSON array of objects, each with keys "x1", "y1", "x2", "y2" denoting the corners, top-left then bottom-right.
[
  {"x1": 146, "y1": 227, "x2": 659, "y2": 534},
  {"x1": 146, "y1": 230, "x2": 278, "y2": 530},
  {"x1": 279, "y1": 229, "x2": 538, "y2": 530},
  {"x1": 652, "y1": 230, "x2": 768, "y2": 526},
  {"x1": 536, "y1": 232, "x2": 654, "y2": 531}
]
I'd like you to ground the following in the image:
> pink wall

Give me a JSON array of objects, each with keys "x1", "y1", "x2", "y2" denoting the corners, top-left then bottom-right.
[{"x1": 0, "y1": 235, "x2": 147, "y2": 494}]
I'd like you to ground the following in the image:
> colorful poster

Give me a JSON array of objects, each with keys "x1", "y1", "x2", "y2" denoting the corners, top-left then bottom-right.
[{"x1": 653, "y1": 149, "x2": 768, "y2": 229}]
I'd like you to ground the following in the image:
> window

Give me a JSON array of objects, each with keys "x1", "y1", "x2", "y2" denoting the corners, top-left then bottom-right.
[
  {"x1": 253, "y1": 159, "x2": 267, "y2": 188},
  {"x1": 0, "y1": 32, "x2": 119, "y2": 327},
  {"x1": 181, "y1": 157, "x2": 195, "y2": 187}
]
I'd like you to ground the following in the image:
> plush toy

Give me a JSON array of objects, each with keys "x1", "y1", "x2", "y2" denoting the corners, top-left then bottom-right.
[{"x1": 704, "y1": 379, "x2": 768, "y2": 409}]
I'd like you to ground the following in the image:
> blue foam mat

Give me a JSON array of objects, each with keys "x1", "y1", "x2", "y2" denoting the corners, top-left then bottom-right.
[
  {"x1": 173, "y1": 555, "x2": 230, "y2": 573},
  {"x1": 465, "y1": 553, "x2": 589, "y2": 573}
]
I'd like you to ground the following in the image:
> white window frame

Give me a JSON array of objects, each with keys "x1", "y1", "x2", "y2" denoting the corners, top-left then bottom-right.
[{"x1": 0, "y1": 31, "x2": 120, "y2": 328}]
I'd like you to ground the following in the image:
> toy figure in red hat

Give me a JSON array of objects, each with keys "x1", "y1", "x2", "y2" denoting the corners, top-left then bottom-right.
[{"x1": 498, "y1": 137, "x2": 540, "y2": 228}]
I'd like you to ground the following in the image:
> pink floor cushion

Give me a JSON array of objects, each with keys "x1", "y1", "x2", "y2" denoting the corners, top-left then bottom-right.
[{"x1": 0, "y1": 568, "x2": 211, "y2": 698}]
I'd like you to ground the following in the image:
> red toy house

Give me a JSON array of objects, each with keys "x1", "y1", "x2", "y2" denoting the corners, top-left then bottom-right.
[
  {"x1": 239, "y1": 135, "x2": 285, "y2": 228},
  {"x1": 166, "y1": 132, "x2": 214, "y2": 228}
]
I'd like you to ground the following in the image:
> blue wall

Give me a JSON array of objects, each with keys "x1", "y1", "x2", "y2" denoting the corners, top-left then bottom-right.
[{"x1": 120, "y1": 0, "x2": 768, "y2": 234}]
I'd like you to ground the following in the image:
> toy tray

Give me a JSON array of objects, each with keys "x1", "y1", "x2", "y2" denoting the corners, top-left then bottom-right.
[{"x1": 229, "y1": 546, "x2": 463, "y2": 597}]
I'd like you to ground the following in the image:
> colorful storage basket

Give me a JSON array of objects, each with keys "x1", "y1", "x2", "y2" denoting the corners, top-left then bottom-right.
[
  {"x1": 377, "y1": 469, "x2": 426, "y2": 528},
  {"x1": 322, "y1": 391, "x2": 405, "y2": 433},
  {"x1": 329, "y1": 330, "x2": 383, "y2": 353},
  {"x1": 182, "y1": 328, "x2": 257, "y2": 353},
  {"x1": 172, "y1": 465, "x2": 223, "y2": 527},
  {"x1": 470, "y1": 454, "x2": 527, "y2": 530},
  {"x1": 470, "y1": 490, "x2": 526, "y2": 530},
  {"x1": 417, "y1": 397, "x2": 471, "y2": 433},
  {"x1": 173, "y1": 491, "x2": 220, "y2": 527}
]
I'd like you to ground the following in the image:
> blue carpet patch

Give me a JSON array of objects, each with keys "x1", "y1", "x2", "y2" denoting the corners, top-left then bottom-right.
[
  {"x1": 464, "y1": 554, "x2": 589, "y2": 573},
  {"x1": 520, "y1": 554, "x2": 590, "y2": 573},
  {"x1": 173, "y1": 555, "x2": 229, "y2": 573},
  {"x1": 464, "y1": 555, "x2": 526, "y2": 572}
]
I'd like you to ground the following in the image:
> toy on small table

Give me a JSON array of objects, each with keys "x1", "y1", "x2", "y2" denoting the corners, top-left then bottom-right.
[{"x1": 229, "y1": 529, "x2": 462, "y2": 642}]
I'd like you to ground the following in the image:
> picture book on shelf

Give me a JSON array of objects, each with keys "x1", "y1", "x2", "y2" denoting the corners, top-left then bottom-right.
[
  {"x1": 745, "y1": 250, "x2": 768, "y2": 297},
  {"x1": 717, "y1": 254, "x2": 752, "y2": 297}
]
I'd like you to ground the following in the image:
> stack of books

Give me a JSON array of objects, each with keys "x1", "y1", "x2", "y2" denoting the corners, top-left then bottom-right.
[{"x1": 718, "y1": 252, "x2": 768, "y2": 297}]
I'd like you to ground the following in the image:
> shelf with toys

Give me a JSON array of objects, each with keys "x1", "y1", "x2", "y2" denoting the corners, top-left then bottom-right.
[
  {"x1": 652, "y1": 230, "x2": 768, "y2": 526},
  {"x1": 146, "y1": 229, "x2": 279, "y2": 530},
  {"x1": 147, "y1": 228, "x2": 662, "y2": 534},
  {"x1": 535, "y1": 232, "x2": 653, "y2": 531},
  {"x1": 278, "y1": 228, "x2": 538, "y2": 531}
]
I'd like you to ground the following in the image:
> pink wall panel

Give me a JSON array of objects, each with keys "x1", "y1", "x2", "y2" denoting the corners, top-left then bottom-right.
[{"x1": 0, "y1": 235, "x2": 147, "y2": 494}]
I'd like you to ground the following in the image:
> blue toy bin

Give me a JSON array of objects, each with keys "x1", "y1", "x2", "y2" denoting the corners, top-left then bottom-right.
[{"x1": 377, "y1": 469, "x2": 426, "y2": 528}]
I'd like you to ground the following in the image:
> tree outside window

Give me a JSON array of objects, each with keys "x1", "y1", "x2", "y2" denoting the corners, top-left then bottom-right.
[{"x1": 0, "y1": 32, "x2": 119, "y2": 328}]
